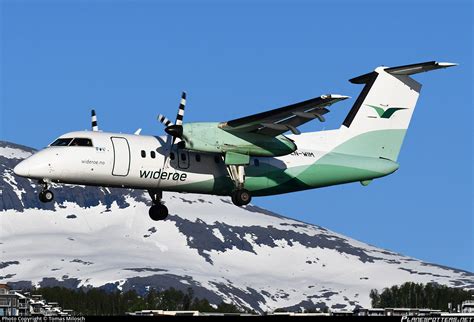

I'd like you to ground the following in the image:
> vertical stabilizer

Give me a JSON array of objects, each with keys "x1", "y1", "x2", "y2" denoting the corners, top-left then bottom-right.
[{"x1": 337, "y1": 61, "x2": 456, "y2": 161}]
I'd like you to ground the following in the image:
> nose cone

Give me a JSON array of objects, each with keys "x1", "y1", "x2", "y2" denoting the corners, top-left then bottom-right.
[
  {"x1": 13, "y1": 150, "x2": 53, "y2": 179},
  {"x1": 13, "y1": 160, "x2": 30, "y2": 177}
]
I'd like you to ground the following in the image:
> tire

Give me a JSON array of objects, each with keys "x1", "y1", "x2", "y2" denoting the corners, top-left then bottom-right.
[
  {"x1": 231, "y1": 193, "x2": 238, "y2": 206},
  {"x1": 149, "y1": 204, "x2": 169, "y2": 221},
  {"x1": 232, "y1": 189, "x2": 251, "y2": 207},
  {"x1": 39, "y1": 190, "x2": 54, "y2": 203}
]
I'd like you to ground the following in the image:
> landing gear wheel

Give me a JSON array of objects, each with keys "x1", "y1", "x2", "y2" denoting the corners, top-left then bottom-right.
[
  {"x1": 39, "y1": 190, "x2": 54, "y2": 203},
  {"x1": 149, "y1": 204, "x2": 169, "y2": 221},
  {"x1": 231, "y1": 189, "x2": 251, "y2": 207},
  {"x1": 231, "y1": 193, "x2": 238, "y2": 206}
]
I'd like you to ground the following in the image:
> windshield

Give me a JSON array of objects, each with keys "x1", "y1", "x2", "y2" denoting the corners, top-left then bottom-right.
[
  {"x1": 49, "y1": 137, "x2": 93, "y2": 147},
  {"x1": 70, "y1": 138, "x2": 93, "y2": 147},
  {"x1": 50, "y1": 138, "x2": 73, "y2": 146}
]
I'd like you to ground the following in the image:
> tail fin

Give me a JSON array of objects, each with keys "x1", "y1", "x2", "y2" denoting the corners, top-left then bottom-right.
[{"x1": 337, "y1": 61, "x2": 457, "y2": 161}]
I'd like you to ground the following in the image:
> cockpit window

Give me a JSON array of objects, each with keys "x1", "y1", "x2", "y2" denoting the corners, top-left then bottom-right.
[
  {"x1": 50, "y1": 138, "x2": 73, "y2": 146},
  {"x1": 70, "y1": 138, "x2": 93, "y2": 147}
]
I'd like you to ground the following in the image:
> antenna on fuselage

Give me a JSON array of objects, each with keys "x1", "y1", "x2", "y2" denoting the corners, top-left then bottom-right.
[{"x1": 91, "y1": 109, "x2": 99, "y2": 131}]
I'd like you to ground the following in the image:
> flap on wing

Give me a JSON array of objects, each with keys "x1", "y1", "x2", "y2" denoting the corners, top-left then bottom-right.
[{"x1": 219, "y1": 94, "x2": 349, "y2": 136}]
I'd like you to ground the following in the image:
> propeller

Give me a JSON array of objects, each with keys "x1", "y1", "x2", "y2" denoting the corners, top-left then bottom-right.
[
  {"x1": 91, "y1": 109, "x2": 99, "y2": 131},
  {"x1": 157, "y1": 92, "x2": 187, "y2": 166}
]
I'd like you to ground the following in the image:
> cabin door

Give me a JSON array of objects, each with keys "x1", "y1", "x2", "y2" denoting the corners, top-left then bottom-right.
[{"x1": 111, "y1": 137, "x2": 130, "y2": 176}]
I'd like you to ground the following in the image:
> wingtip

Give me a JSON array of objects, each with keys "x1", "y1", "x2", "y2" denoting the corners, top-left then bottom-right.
[
  {"x1": 324, "y1": 94, "x2": 350, "y2": 100},
  {"x1": 437, "y1": 61, "x2": 458, "y2": 67}
]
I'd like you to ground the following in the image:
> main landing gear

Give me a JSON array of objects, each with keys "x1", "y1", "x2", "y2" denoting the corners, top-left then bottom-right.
[
  {"x1": 38, "y1": 179, "x2": 54, "y2": 203},
  {"x1": 231, "y1": 188, "x2": 251, "y2": 207},
  {"x1": 148, "y1": 189, "x2": 168, "y2": 221},
  {"x1": 226, "y1": 164, "x2": 252, "y2": 207}
]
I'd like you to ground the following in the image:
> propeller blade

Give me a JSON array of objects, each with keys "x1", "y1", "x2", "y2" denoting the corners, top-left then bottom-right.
[
  {"x1": 158, "y1": 114, "x2": 173, "y2": 127},
  {"x1": 161, "y1": 130, "x2": 176, "y2": 169},
  {"x1": 91, "y1": 109, "x2": 99, "y2": 131},
  {"x1": 160, "y1": 91, "x2": 188, "y2": 170},
  {"x1": 175, "y1": 91, "x2": 186, "y2": 126}
]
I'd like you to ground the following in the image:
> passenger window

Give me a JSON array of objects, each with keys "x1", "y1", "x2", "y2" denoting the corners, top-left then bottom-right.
[
  {"x1": 195, "y1": 154, "x2": 201, "y2": 162},
  {"x1": 170, "y1": 152, "x2": 175, "y2": 160},
  {"x1": 181, "y1": 153, "x2": 187, "y2": 161},
  {"x1": 50, "y1": 138, "x2": 73, "y2": 146},
  {"x1": 141, "y1": 150, "x2": 146, "y2": 158},
  {"x1": 150, "y1": 151, "x2": 156, "y2": 159},
  {"x1": 254, "y1": 159, "x2": 260, "y2": 166},
  {"x1": 70, "y1": 138, "x2": 93, "y2": 147},
  {"x1": 214, "y1": 155, "x2": 220, "y2": 164}
]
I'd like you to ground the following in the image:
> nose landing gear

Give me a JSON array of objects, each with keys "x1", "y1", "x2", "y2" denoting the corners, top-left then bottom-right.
[
  {"x1": 148, "y1": 190, "x2": 168, "y2": 221},
  {"x1": 38, "y1": 180, "x2": 54, "y2": 203},
  {"x1": 39, "y1": 189, "x2": 54, "y2": 203}
]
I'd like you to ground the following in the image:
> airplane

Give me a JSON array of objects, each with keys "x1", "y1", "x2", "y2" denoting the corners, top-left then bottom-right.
[{"x1": 13, "y1": 61, "x2": 456, "y2": 221}]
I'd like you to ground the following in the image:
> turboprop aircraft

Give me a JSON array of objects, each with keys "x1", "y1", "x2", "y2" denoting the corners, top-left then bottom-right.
[{"x1": 13, "y1": 61, "x2": 456, "y2": 221}]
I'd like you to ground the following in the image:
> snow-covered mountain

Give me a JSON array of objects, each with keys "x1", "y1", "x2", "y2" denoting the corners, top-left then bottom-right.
[{"x1": 1, "y1": 140, "x2": 473, "y2": 313}]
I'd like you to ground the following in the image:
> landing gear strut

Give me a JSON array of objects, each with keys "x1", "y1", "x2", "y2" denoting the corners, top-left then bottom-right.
[
  {"x1": 226, "y1": 164, "x2": 252, "y2": 207},
  {"x1": 148, "y1": 190, "x2": 168, "y2": 221},
  {"x1": 38, "y1": 179, "x2": 54, "y2": 203}
]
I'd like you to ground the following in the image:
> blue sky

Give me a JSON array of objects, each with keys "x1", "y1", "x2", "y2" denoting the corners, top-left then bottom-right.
[{"x1": 1, "y1": 0, "x2": 472, "y2": 272}]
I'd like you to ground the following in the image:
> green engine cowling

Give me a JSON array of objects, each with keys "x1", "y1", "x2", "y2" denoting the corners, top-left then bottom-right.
[{"x1": 181, "y1": 122, "x2": 296, "y2": 157}]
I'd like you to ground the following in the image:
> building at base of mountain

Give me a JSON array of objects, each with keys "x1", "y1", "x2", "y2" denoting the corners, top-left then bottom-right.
[
  {"x1": 0, "y1": 285, "x2": 73, "y2": 317},
  {"x1": 127, "y1": 304, "x2": 474, "y2": 317}
]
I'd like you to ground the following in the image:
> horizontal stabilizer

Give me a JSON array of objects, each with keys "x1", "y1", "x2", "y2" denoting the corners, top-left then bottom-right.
[
  {"x1": 350, "y1": 61, "x2": 457, "y2": 84},
  {"x1": 384, "y1": 61, "x2": 458, "y2": 76}
]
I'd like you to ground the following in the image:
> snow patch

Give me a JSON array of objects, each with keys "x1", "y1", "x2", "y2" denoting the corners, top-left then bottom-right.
[
  {"x1": 3, "y1": 170, "x2": 25, "y2": 206},
  {"x1": 212, "y1": 228, "x2": 225, "y2": 243},
  {"x1": 0, "y1": 146, "x2": 33, "y2": 159}
]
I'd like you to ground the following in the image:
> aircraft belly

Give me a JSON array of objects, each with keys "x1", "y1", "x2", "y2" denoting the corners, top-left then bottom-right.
[{"x1": 249, "y1": 152, "x2": 399, "y2": 196}]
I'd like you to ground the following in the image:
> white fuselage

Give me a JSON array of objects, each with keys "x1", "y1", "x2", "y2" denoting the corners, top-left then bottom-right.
[
  {"x1": 13, "y1": 129, "x2": 399, "y2": 198},
  {"x1": 15, "y1": 131, "x2": 218, "y2": 189}
]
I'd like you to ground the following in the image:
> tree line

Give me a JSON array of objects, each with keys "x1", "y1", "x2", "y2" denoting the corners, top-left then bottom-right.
[
  {"x1": 370, "y1": 282, "x2": 472, "y2": 310},
  {"x1": 31, "y1": 286, "x2": 245, "y2": 315}
]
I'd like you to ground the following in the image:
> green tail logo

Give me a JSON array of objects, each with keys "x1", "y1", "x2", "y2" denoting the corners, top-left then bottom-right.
[{"x1": 366, "y1": 104, "x2": 407, "y2": 119}]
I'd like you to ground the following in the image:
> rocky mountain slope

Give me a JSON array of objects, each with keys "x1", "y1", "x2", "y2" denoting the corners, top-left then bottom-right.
[{"x1": 1, "y1": 141, "x2": 473, "y2": 313}]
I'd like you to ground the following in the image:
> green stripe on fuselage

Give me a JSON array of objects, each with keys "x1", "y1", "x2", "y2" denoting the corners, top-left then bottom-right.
[
  {"x1": 334, "y1": 129, "x2": 407, "y2": 161},
  {"x1": 247, "y1": 152, "x2": 399, "y2": 196},
  {"x1": 170, "y1": 129, "x2": 404, "y2": 197},
  {"x1": 174, "y1": 152, "x2": 399, "y2": 197}
]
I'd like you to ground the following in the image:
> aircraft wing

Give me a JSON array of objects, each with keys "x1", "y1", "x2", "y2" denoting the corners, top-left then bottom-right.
[{"x1": 219, "y1": 94, "x2": 349, "y2": 136}]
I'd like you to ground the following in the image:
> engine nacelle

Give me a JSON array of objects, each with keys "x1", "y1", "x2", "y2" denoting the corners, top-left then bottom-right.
[{"x1": 181, "y1": 122, "x2": 296, "y2": 157}]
